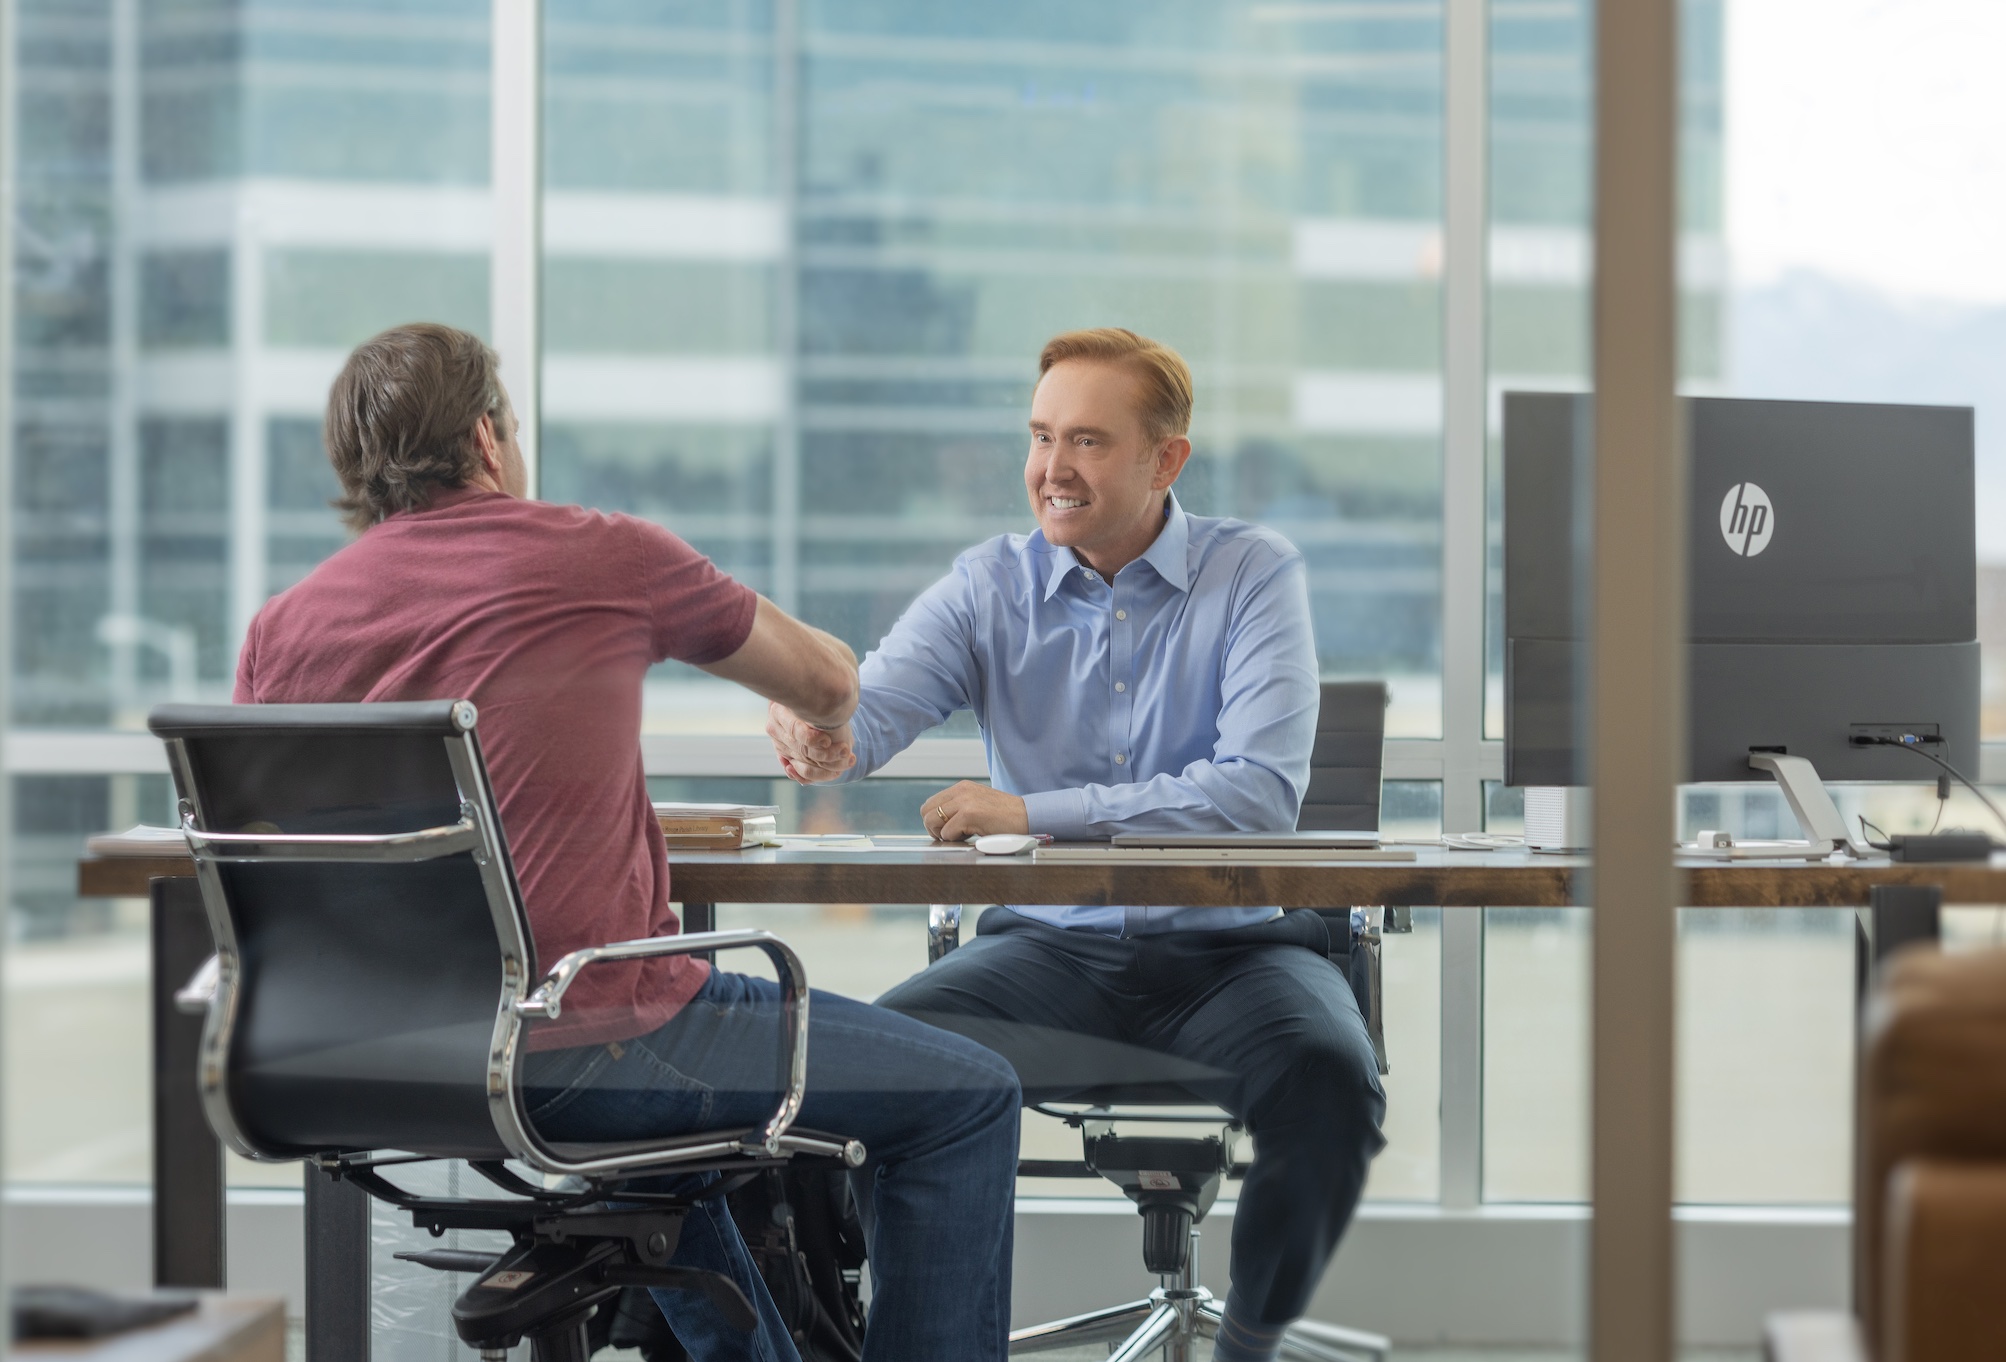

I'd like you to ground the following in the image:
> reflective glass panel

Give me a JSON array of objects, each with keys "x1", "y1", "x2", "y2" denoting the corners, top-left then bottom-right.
[
  {"x1": 6, "y1": 0, "x2": 491, "y2": 1184},
  {"x1": 543, "y1": 0, "x2": 1451, "y2": 738}
]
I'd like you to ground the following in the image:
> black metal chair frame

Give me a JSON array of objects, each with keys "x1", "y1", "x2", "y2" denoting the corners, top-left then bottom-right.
[
  {"x1": 924, "y1": 681, "x2": 1401, "y2": 1362},
  {"x1": 154, "y1": 700, "x2": 863, "y2": 1362}
]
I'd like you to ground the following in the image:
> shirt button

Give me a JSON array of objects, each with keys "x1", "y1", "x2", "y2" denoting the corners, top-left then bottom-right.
[
  {"x1": 1115, "y1": 682, "x2": 1126, "y2": 693},
  {"x1": 1115, "y1": 609, "x2": 1127, "y2": 620},
  {"x1": 1085, "y1": 571, "x2": 1098, "y2": 581},
  {"x1": 1114, "y1": 753, "x2": 1126, "y2": 765}
]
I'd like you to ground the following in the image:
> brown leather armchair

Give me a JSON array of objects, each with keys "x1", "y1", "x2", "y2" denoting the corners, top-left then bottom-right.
[{"x1": 1855, "y1": 946, "x2": 2006, "y2": 1362}]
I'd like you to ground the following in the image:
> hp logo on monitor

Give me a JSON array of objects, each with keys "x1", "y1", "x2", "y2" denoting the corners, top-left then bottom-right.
[{"x1": 1719, "y1": 482, "x2": 1774, "y2": 557}]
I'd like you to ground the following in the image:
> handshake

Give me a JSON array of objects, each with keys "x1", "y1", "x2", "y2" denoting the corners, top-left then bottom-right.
[
  {"x1": 765, "y1": 700, "x2": 857, "y2": 784},
  {"x1": 765, "y1": 701, "x2": 1030, "y2": 840}
]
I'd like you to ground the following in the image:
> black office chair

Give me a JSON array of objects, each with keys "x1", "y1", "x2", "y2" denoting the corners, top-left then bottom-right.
[
  {"x1": 150, "y1": 700, "x2": 863, "y2": 1362},
  {"x1": 927, "y1": 680, "x2": 1402, "y2": 1362}
]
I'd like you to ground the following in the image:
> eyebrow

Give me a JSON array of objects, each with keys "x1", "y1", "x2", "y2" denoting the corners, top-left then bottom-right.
[{"x1": 1028, "y1": 421, "x2": 1113, "y2": 440}]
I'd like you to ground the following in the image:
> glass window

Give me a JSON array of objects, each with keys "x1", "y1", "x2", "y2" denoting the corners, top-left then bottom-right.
[
  {"x1": 1707, "y1": 0, "x2": 2006, "y2": 738},
  {"x1": 1484, "y1": 898, "x2": 1857, "y2": 1207},
  {"x1": 1483, "y1": 0, "x2": 1725, "y2": 736},
  {"x1": 543, "y1": 0, "x2": 1451, "y2": 739},
  {"x1": 6, "y1": 0, "x2": 491, "y2": 1186}
]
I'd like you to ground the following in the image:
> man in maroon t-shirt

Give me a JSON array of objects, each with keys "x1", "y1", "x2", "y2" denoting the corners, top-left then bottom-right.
[{"x1": 237, "y1": 323, "x2": 1019, "y2": 1362}]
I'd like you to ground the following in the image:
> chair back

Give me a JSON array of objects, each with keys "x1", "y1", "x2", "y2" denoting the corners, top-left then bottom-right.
[
  {"x1": 149, "y1": 701, "x2": 535, "y2": 1164},
  {"x1": 1298, "y1": 681, "x2": 1389, "y2": 832}
]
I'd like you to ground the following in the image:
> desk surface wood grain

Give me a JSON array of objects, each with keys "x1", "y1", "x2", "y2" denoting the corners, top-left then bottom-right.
[{"x1": 76, "y1": 844, "x2": 2006, "y2": 908}]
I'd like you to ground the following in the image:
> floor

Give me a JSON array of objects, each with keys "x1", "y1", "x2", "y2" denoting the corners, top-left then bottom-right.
[{"x1": 1030, "y1": 1351, "x2": 1761, "y2": 1361}]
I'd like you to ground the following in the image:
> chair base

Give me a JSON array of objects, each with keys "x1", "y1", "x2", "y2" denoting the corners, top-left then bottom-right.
[{"x1": 1008, "y1": 1284, "x2": 1389, "y2": 1361}]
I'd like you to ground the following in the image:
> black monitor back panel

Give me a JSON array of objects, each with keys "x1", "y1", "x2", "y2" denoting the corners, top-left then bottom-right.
[{"x1": 1502, "y1": 392, "x2": 1978, "y2": 786}]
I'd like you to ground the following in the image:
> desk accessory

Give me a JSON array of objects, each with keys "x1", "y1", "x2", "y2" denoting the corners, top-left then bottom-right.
[{"x1": 653, "y1": 802, "x2": 779, "y2": 849}]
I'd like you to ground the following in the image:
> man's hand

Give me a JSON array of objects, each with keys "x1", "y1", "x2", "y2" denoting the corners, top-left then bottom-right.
[
  {"x1": 767, "y1": 702, "x2": 856, "y2": 784},
  {"x1": 921, "y1": 781, "x2": 1029, "y2": 842}
]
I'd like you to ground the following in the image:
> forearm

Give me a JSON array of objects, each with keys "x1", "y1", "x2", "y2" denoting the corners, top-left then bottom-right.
[
  {"x1": 1020, "y1": 758, "x2": 1300, "y2": 840},
  {"x1": 699, "y1": 597, "x2": 858, "y2": 728},
  {"x1": 793, "y1": 627, "x2": 859, "y2": 729},
  {"x1": 838, "y1": 683, "x2": 939, "y2": 782}
]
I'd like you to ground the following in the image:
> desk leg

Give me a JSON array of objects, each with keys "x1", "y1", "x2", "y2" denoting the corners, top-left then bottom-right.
[
  {"x1": 1857, "y1": 884, "x2": 1942, "y2": 996},
  {"x1": 683, "y1": 902, "x2": 715, "y2": 963},
  {"x1": 306, "y1": 1171, "x2": 372, "y2": 1362},
  {"x1": 152, "y1": 876, "x2": 223, "y2": 1288}
]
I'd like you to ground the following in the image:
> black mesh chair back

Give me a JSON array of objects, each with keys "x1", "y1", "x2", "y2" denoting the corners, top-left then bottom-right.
[
  {"x1": 1299, "y1": 680, "x2": 1389, "y2": 832},
  {"x1": 150, "y1": 700, "x2": 530, "y2": 1163}
]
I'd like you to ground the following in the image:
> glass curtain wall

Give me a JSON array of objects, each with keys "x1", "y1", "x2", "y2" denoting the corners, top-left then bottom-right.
[
  {"x1": 541, "y1": 0, "x2": 1451, "y2": 741},
  {"x1": 1482, "y1": 0, "x2": 2003, "y2": 1207},
  {"x1": 6, "y1": 0, "x2": 491, "y2": 1184},
  {"x1": 540, "y1": 0, "x2": 1452, "y2": 1202},
  {"x1": 12, "y1": 0, "x2": 1948, "y2": 1221}
]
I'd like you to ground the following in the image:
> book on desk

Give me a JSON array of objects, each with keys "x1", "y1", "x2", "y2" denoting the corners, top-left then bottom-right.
[{"x1": 653, "y1": 802, "x2": 778, "y2": 850}]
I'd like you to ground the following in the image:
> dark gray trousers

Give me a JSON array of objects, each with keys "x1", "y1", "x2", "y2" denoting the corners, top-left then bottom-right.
[{"x1": 874, "y1": 907, "x2": 1387, "y2": 1325}]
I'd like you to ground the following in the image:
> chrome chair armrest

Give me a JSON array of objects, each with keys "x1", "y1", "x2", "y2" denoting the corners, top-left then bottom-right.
[
  {"x1": 927, "y1": 904, "x2": 963, "y2": 963},
  {"x1": 515, "y1": 929, "x2": 811, "y2": 1155},
  {"x1": 176, "y1": 952, "x2": 222, "y2": 1015},
  {"x1": 180, "y1": 809, "x2": 483, "y2": 863}
]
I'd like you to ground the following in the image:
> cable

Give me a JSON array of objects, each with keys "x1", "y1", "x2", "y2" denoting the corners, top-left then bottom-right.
[{"x1": 1853, "y1": 735, "x2": 2006, "y2": 841}]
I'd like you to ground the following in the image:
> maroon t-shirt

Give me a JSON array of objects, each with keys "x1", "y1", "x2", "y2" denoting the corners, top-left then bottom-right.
[{"x1": 234, "y1": 486, "x2": 758, "y2": 1050}]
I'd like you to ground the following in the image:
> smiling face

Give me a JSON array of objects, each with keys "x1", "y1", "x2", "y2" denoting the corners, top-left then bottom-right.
[{"x1": 1025, "y1": 359, "x2": 1192, "y2": 577}]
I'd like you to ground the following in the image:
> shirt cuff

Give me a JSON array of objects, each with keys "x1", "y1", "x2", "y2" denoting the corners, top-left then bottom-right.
[{"x1": 1022, "y1": 788, "x2": 1090, "y2": 839}]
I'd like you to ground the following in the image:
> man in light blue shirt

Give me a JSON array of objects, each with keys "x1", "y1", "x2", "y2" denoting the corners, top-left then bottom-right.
[{"x1": 768, "y1": 328, "x2": 1385, "y2": 1362}]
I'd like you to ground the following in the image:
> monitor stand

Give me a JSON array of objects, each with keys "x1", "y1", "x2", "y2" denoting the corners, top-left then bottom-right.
[{"x1": 1683, "y1": 753, "x2": 1870, "y2": 860}]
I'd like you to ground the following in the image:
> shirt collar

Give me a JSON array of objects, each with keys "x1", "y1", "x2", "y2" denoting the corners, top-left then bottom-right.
[
  {"x1": 1039, "y1": 492, "x2": 1192, "y2": 600},
  {"x1": 1138, "y1": 492, "x2": 1192, "y2": 593}
]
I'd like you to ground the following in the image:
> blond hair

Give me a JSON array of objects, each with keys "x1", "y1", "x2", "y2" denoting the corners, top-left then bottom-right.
[{"x1": 1037, "y1": 328, "x2": 1193, "y2": 443}]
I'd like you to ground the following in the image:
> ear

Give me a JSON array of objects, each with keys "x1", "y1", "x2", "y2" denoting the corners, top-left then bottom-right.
[
  {"x1": 470, "y1": 412, "x2": 503, "y2": 481},
  {"x1": 1152, "y1": 435, "x2": 1194, "y2": 490}
]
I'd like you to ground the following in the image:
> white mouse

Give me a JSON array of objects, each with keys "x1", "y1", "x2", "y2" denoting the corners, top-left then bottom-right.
[{"x1": 973, "y1": 833, "x2": 1039, "y2": 856}]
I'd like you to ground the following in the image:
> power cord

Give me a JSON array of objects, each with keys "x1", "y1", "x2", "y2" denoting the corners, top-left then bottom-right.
[{"x1": 1851, "y1": 733, "x2": 2006, "y2": 841}]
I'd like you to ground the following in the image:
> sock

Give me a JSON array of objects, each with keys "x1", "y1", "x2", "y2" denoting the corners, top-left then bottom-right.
[{"x1": 1211, "y1": 1291, "x2": 1286, "y2": 1362}]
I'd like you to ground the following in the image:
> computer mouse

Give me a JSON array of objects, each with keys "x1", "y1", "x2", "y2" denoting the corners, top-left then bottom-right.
[{"x1": 974, "y1": 833, "x2": 1039, "y2": 856}]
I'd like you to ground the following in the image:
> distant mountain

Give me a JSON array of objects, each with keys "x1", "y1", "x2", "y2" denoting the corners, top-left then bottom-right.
[{"x1": 1727, "y1": 269, "x2": 2006, "y2": 561}]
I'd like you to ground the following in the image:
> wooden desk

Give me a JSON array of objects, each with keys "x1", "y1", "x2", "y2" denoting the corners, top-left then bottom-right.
[
  {"x1": 76, "y1": 843, "x2": 2006, "y2": 908},
  {"x1": 74, "y1": 840, "x2": 2006, "y2": 1362}
]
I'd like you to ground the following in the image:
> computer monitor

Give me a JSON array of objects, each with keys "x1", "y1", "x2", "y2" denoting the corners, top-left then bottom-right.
[{"x1": 1502, "y1": 392, "x2": 1978, "y2": 844}]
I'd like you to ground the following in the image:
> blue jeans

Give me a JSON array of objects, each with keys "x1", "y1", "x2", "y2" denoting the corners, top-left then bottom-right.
[
  {"x1": 876, "y1": 908, "x2": 1386, "y2": 1325},
  {"x1": 523, "y1": 970, "x2": 1021, "y2": 1362}
]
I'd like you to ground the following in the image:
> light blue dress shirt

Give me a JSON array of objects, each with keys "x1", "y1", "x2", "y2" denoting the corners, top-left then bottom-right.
[{"x1": 841, "y1": 493, "x2": 1320, "y2": 935}]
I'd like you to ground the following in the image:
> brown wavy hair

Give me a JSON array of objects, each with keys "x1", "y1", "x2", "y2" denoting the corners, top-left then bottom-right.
[{"x1": 324, "y1": 322, "x2": 506, "y2": 532}]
